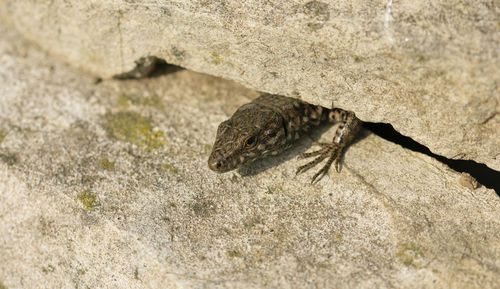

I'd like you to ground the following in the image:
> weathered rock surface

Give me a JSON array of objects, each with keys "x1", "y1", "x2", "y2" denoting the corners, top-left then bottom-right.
[
  {"x1": 0, "y1": 0, "x2": 498, "y2": 171},
  {"x1": 1, "y1": 21, "x2": 500, "y2": 289}
]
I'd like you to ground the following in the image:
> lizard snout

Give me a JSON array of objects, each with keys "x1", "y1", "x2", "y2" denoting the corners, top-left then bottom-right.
[
  {"x1": 208, "y1": 151, "x2": 232, "y2": 173},
  {"x1": 208, "y1": 157, "x2": 223, "y2": 172}
]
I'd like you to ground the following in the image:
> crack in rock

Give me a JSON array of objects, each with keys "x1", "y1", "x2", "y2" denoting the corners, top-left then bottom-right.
[{"x1": 364, "y1": 122, "x2": 500, "y2": 195}]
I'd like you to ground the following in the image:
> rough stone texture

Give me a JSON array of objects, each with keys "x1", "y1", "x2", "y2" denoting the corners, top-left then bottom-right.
[
  {"x1": 1, "y1": 21, "x2": 500, "y2": 289},
  {"x1": 0, "y1": 0, "x2": 498, "y2": 171}
]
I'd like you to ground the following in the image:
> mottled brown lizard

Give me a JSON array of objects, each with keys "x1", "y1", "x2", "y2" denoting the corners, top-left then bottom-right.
[{"x1": 208, "y1": 93, "x2": 362, "y2": 183}]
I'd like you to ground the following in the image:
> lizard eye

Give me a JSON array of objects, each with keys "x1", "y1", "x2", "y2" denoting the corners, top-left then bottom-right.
[
  {"x1": 245, "y1": 136, "x2": 256, "y2": 147},
  {"x1": 267, "y1": 132, "x2": 277, "y2": 138}
]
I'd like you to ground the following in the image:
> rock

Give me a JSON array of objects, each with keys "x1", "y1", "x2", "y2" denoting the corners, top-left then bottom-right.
[
  {"x1": 459, "y1": 172, "x2": 480, "y2": 190},
  {"x1": 0, "y1": 0, "x2": 498, "y2": 171},
  {"x1": 1, "y1": 21, "x2": 499, "y2": 289}
]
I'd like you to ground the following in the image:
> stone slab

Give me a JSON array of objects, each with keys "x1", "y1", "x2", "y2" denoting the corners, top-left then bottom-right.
[
  {"x1": 0, "y1": 0, "x2": 498, "y2": 171},
  {"x1": 0, "y1": 21, "x2": 499, "y2": 289}
]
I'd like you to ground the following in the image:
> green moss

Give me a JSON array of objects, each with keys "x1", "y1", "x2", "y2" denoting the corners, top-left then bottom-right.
[
  {"x1": 335, "y1": 234, "x2": 342, "y2": 239},
  {"x1": 117, "y1": 93, "x2": 161, "y2": 108},
  {"x1": 396, "y1": 243, "x2": 424, "y2": 267},
  {"x1": 352, "y1": 55, "x2": 362, "y2": 63},
  {"x1": 76, "y1": 190, "x2": 99, "y2": 212},
  {"x1": 0, "y1": 130, "x2": 6, "y2": 144},
  {"x1": 0, "y1": 280, "x2": 7, "y2": 289},
  {"x1": 227, "y1": 249, "x2": 241, "y2": 258},
  {"x1": 0, "y1": 153, "x2": 17, "y2": 166},
  {"x1": 42, "y1": 264, "x2": 55, "y2": 273},
  {"x1": 143, "y1": 95, "x2": 161, "y2": 107},
  {"x1": 117, "y1": 93, "x2": 131, "y2": 107},
  {"x1": 144, "y1": 130, "x2": 166, "y2": 150},
  {"x1": 103, "y1": 111, "x2": 166, "y2": 151},
  {"x1": 416, "y1": 54, "x2": 428, "y2": 62},
  {"x1": 201, "y1": 144, "x2": 212, "y2": 155},
  {"x1": 211, "y1": 52, "x2": 223, "y2": 64},
  {"x1": 100, "y1": 158, "x2": 115, "y2": 170},
  {"x1": 162, "y1": 163, "x2": 178, "y2": 174},
  {"x1": 269, "y1": 71, "x2": 278, "y2": 78}
]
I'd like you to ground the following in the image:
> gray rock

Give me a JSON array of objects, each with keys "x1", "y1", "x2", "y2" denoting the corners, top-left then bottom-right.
[
  {"x1": 0, "y1": 0, "x2": 498, "y2": 171},
  {"x1": 0, "y1": 21, "x2": 499, "y2": 289}
]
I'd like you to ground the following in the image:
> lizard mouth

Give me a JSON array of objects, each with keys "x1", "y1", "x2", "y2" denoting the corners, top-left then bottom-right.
[{"x1": 208, "y1": 151, "x2": 238, "y2": 173}]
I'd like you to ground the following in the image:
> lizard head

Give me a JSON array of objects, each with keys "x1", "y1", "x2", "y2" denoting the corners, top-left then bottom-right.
[{"x1": 208, "y1": 107, "x2": 286, "y2": 173}]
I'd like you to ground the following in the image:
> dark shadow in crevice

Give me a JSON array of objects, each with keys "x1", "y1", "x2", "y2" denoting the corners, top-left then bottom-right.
[
  {"x1": 148, "y1": 60, "x2": 184, "y2": 78},
  {"x1": 113, "y1": 56, "x2": 183, "y2": 80},
  {"x1": 364, "y1": 122, "x2": 500, "y2": 196}
]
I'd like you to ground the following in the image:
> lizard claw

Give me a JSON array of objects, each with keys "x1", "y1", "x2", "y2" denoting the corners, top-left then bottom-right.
[{"x1": 296, "y1": 142, "x2": 344, "y2": 183}]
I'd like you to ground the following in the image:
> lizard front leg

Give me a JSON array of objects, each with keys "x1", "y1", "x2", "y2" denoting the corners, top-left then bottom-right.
[{"x1": 296, "y1": 109, "x2": 361, "y2": 183}]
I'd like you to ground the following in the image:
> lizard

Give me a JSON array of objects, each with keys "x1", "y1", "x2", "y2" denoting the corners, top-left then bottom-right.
[{"x1": 208, "y1": 93, "x2": 362, "y2": 183}]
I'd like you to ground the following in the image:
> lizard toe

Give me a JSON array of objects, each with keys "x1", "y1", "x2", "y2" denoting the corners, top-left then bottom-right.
[{"x1": 296, "y1": 143, "x2": 345, "y2": 183}]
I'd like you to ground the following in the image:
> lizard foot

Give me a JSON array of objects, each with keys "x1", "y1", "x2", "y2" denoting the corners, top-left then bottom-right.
[{"x1": 296, "y1": 142, "x2": 344, "y2": 183}]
